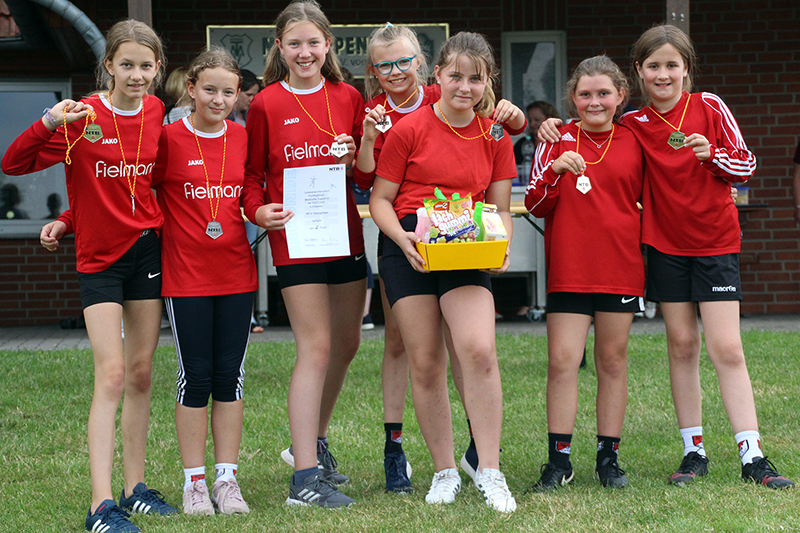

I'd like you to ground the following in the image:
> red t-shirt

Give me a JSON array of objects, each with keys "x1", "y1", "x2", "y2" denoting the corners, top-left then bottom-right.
[
  {"x1": 525, "y1": 122, "x2": 645, "y2": 295},
  {"x1": 241, "y1": 79, "x2": 365, "y2": 266},
  {"x1": 622, "y1": 92, "x2": 754, "y2": 256},
  {"x1": 1, "y1": 93, "x2": 165, "y2": 273},
  {"x1": 152, "y1": 117, "x2": 257, "y2": 297},
  {"x1": 376, "y1": 105, "x2": 516, "y2": 219}
]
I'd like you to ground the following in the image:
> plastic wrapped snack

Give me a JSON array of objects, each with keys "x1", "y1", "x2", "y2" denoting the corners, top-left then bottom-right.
[
  {"x1": 423, "y1": 188, "x2": 477, "y2": 243},
  {"x1": 473, "y1": 202, "x2": 507, "y2": 241}
]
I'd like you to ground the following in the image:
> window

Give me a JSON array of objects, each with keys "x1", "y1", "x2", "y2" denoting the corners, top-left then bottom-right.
[{"x1": 1, "y1": 79, "x2": 71, "y2": 237}]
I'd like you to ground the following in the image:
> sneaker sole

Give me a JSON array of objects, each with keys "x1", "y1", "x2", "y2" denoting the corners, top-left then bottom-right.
[
  {"x1": 285, "y1": 496, "x2": 354, "y2": 508},
  {"x1": 281, "y1": 448, "x2": 295, "y2": 468},
  {"x1": 460, "y1": 454, "x2": 477, "y2": 484}
]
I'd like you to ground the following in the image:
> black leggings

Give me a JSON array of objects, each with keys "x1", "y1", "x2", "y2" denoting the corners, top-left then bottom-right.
[{"x1": 166, "y1": 292, "x2": 254, "y2": 408}]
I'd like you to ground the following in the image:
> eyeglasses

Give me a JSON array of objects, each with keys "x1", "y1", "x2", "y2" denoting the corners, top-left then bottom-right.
[{"x1": 372, "y1": 55, "x2": 417, "y2": 75}]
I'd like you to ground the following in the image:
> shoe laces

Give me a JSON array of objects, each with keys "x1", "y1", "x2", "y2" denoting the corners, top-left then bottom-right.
[
  {"x1": 429, "y1": 470, "x2": 460, "y2": 495},
  {"x1": 136, "y1": 486, "x2": 169, "y2": 506},
  {"x1": 100, "y1": 504, "x2": 134, "y2": 528},
  {"x1": 306, "y1": 475, "x2": 340, "y2": 497},
  {"x1": 188, "y1": 482, "x2": 209, "y2": 506},
  {"x1": 216, "y1": 480, "x2": 246, "y2": 504},
  {"x1": 677, "y1": 452, "x2": 705, "y2": 474},
  {"x1": 750, "y1": 456, "x2": 781, "y2": 477},
  {"x1": 539, "y1": 462, "x2": 565, "y2": 483},
  {"x1": 478, "y1": 469, "x2": 512, "y2": 499},
  {"x1": 318, "y1": 448, "x2": 340, "y2": 473},
  {"x1": 599, "y1": 457, "x2": 626, "y2": 477}
]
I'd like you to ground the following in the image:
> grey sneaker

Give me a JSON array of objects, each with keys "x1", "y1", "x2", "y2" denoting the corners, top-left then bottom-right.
[
  {"x1": 285, "y1": 472, "x2": 355, "y2": 508},
  {"x1": 281, "y1": 445, "x2": 350, "y2": 485}
]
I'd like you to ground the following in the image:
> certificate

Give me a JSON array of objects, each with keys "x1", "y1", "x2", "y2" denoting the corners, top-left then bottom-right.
[{"x1": 283, "y1": 164, "x2": 350, "y2": 259}]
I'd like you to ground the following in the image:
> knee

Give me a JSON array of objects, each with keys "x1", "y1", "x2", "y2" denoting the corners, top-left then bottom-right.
[
  {"x1": 708, "y1": 339, "x2": 746, "y2": 369},
  {"x1": 126, "y1": 360, "x2": 153, "y2": 394},
  {"x1": 97, "y1": 366, "x2": 126, "y2": 400},
  {"x1": 547, "y1": 348, "x2": 580, "y2": 377},
  {"x1": 668, "y1": 331, "x2": 701, "y2": 361},
  {"x1": 181, "y1": 376, "x2": 213, "y2": 407},
  {"x1": 459, "y1": 341, "x2": 498, "y2": 376},
  {"x1": 595, "y1": 350, "x2": 628, "y2": 380}
]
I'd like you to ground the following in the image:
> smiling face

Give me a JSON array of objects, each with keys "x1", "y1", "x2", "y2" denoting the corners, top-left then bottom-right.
[
  {"x1": 277, "y1": 20, "x2": 330, "y2": 89},
  {"x1": 370, "y1": 38, "x2": 421, "y2": 102},
  {"x1": 104, "y1": 41, "x2": 160, "y2": 110},
  {"x1": 571, "y1": 74, "x2": 624, "y2": 132},
  {"x1": 435, "y1": 54, "x2": 487, "y2": 118},
  {"x1": 188, "y1": 67, "x2": 240, "y2": 132},
  {"x1": 636, "y1": 43, "x2": 688, "y2": 112}
]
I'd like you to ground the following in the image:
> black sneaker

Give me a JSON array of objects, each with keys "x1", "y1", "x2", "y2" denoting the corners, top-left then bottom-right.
[
  {"x1": 119, "y1": 483, "x2": 179, "y2": 515},
  {"x1": 85, "y1": 499, "x2": 140, "y2": 533},
  {"x1": 742, "y1": 457, "x2": 795, "y2": 489},
  {"x1": 596, "y1": 456, "x2": 628, "y2": 488},
  {"x1": 318, "y1": 446, "x2": 350, "y2": 485},
  {"x1": 529, "y1": 462, "x2": 574, "y2": 492},
  {"x1": 285, "y1": 472, "x2": 355, "y2": 508},
  {"x1": 384, "y1": 451, "x2": 413, "y2": 493},
  {"x1": 668, "y1": 451, "x2": 709, "y2": 486}
]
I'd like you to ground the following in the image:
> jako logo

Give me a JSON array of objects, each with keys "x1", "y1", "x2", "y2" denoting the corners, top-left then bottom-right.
[
  {"x1": 712, "y1": 285, "x2": 737, "y2": 292},
  {"x1": 95, "y1": 161, "x2": 154, "y2": 178},
  {"x1": 102, "y1": 138, "x2": 119, "y2": 144},
  {"x1": 284, "y1": 142, "x2": 333, "y2": 162},
  {"x1": 284, "y1": 117, "x2": 300, "y2": 125},
  {"x1": 188, "y1": 160, "x2": 203, "y2": 166}
]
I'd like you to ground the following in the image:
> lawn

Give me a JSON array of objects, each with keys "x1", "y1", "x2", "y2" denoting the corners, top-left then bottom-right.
[{"x1": 2, "y1": 330, "x2": 798, "y2": 532}]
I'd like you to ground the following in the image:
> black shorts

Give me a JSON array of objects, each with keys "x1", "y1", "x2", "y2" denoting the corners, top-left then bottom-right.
[
  {"x1": 380, "y1": 215, "x2": 492, "y2": 307},
  {"x1": 166, "y1": 292, "x2": 253, "y2": 407},
  {"x1": 77, "y1": 230, "x2": 161, "y2": 309},
  {"x1": 275, "y1": 253, "x2": 368, "y2": 289},
  {"x1": 547, "y1": 292, "x2": 645, "y2": 315},
  {"x1": 646, "y1": 245, "x2": 742, "y2": 302}
]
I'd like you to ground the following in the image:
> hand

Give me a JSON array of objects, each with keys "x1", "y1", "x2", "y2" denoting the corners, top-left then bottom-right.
[
  {"x1": 551, "y1": 150, "x2": 586, "y2": 176},
  {"x1": 492, "y1": 99, "x2": 522, "y2": 125},
  {"x1": 538, "y1": 118, "x2": 563, "y2": 143},
  {"x1": 730, "y1": 186, "x2": 738, "y2": 201},
  {"x1": 254, "y1": 203, "x2": 294, "y2": 231},
  {"x1": 43, "y1": 100, "x2": 95, "y2": 131},
  {"x1": 333, "y1": 134, "x2": 357, "y2": 167},
  {"x1": 362, "y1": 105, "x2": 386, "y2": 143},
  {"x1": 685, "y1": 133, "x2": 711, "y2": 161},
  {"x1": 40, "y1": 220, "x2": 67, "y2": 251},
  {"x1": 397, "y1": 231, "x2": 428, "y2": 273},
  {"x1": 482, "y1": 250, "x2": 511, "y2": 275}
]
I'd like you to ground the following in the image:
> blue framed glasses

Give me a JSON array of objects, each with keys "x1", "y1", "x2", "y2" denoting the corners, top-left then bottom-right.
[{"x1": 372, "y1": 55, "x2": 417, "y2": 75}]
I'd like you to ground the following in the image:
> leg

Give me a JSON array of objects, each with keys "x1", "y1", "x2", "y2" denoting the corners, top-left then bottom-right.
[
  {"x1": 84, "y1": 302, "x2": 125, "y2": 512},
  {"x1": 393, "y1": 294, "x2": 454, "y2": 471},
  {"x1": 661, "y1": 302, "x2": 703, "y2": 429},
  {"x1": 176, "y1": 405, "x2": 209, "y2": 468},
  {"x1": 211, "y1": 400, "x2": 245, "y2": 464},
  {"x1": 697, "y1": 301, "x2": 758, "y2": 433},
  {"x1": 380, "y1": 280, "x2": 410, "y2": 425},
  {"x1": 120, "y1": 298, "x2": 162, "y2": 496},
  {"x1": 593, "y1": 312, "x2": 633, "y2": 438}
]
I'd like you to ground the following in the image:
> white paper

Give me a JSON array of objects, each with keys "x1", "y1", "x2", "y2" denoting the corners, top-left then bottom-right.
[{"x1": 283, "y1": 164, "x2": 350, "y2": 259}]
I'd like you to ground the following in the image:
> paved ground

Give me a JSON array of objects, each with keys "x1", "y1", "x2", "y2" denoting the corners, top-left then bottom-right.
[{"x1": 1, "y1": 314, "x2": 798, "y2": 352}]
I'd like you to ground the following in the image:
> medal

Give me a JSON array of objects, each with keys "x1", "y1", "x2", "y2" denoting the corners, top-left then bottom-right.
[
  {"x1": 63, "y1": 108, "x2": 98, "y2": 164},
  {"x1": 490, "y1": 123, "x2": 504, "y2": 141},
  {"x1": 84, "y1": 123, "x2": 103, "y2": 143},
  {"x1": 205, "y1": 221, "x2": 223, "y2": 239},
  {"x1": 576, "y1": 175, "x2": 592, "y2": 194},
  {"x1": 375, "y1": 115, "x2": 392, "y2": 133},
  {"x1": 330, "y1": 141, "x2": 348, "y2": 158},
  {"x1": 649, "y1": 93, "x2": 692, "y2": 150},
  {"x1": 668, "y1": 131, "x2": 686, "y2": 150}
]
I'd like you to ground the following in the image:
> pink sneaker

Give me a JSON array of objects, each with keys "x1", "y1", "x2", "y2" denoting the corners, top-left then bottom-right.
[
  {"x1": 211, "y1": 479, "x2": 250, "y2": 514},
  {"x1": 183, "y1": 481, "x2": 214, "y2": 515}
]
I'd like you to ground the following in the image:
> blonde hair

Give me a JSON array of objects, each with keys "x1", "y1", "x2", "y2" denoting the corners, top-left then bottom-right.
[
  {"x1": 185, "y1": 47, "x2": 243, "y2": 111},
  {"x1": 96, "y1": 19, "x2": 166, "y2": 92},
  {"x1": 564, "y1": 55, "x2": 629, "y2": 120},
  {"x1": 164, "y1": 67, "x2": 189, "y2": 105},
  {"x1": 436, "y1": 32, "x2": 496, "y2": 117},
  {"x1": 262, "y1": 0, "x2": 343, "y2": 87},
  {"x1": 631, "y1": 24, "x2": 699, "y2": 105},
  {"x1": 364, "y1": 23, "x2": 429, "y2": 100}
]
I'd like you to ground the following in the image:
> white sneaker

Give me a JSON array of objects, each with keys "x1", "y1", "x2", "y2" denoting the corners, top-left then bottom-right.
[
  {"x1": 475, "y1": 468, "x2": 516, "y2": 513},
  {"x1": 211, "y1": 479, "x2": 250, "y2": 514},
  {"x1": 460, "y1": 453, "x2": 478, "y2": 484},
  {"x1": 183, "y1": 481, "x2": 214, "y2": 515},
  {"x1": 425, "y1": 468, "x2": 461, "y2": 504},
  {"x1": 281, "y1": 447, "x2": 295, "y2": 468}
]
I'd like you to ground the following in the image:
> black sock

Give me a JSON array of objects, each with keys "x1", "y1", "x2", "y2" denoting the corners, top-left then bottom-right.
[
  {"x1": 548, "y1": 433, "x2": 573, "y2": 469},
  {"x1": 596, "y1": 435, "x2": 620, "y2": 464},
  {"x1": 384, "y1": 423, "x2": 403, "y2": 455}
]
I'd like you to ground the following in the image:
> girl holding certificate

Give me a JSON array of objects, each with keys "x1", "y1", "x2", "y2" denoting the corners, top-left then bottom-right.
[{"x1": 241, "y1": 0, "x2": 365, "y2": 508}]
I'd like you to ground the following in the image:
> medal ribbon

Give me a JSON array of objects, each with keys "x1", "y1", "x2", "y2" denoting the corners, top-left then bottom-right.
[
  {"x1": 576, "y1": 123, "x2": 614, "y2": 166},
  {"x1": 64, "y1": 109, "x2": 97, "y2": 165},
  {"x1": 435, "y1": 101, "x2": 492, "y2": 141},
  {"x1": 288, "y1": 79, "x2": 338, "y2": 138},
  {"x1": 109, "y1": 91, "x2": 146, "y2": 213},
  {"x1": 382, "y1": 86, "x2": 419, "y2": 114},
  {"x1": 649, "y1": 93, "x2": 692, "y2": 133},
  {"x1": 190, "y1": 114, "x2": 227, "y2": 223}
]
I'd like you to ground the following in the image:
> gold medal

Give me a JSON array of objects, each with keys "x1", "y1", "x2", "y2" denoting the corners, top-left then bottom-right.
[
  {"x1": 668, "y1": 131, "x2": 686, "y2": 150},
  {"x1": 649, "y1": 94, "x2": 692, "y2": 150},
  {"x1": 576, "y1": 174, "x2": 592, "y2": 194}
]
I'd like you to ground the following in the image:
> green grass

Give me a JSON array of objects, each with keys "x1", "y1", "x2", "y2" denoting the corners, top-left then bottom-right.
[{"x1": 2, "y1": 331, "x2": 799, "y2": 532}]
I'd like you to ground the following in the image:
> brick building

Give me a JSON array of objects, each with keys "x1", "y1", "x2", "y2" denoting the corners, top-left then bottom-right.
[{"x1": 1, "y1": 0, "x2": 798, "y2": 326}]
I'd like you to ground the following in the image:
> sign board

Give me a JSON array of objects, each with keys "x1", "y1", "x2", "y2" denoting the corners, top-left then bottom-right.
[{"x1": 207, "y1": 24, "x2": 449, "y2": 78}]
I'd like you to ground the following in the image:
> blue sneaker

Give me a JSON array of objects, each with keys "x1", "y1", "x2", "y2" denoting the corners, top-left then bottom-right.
[
  {"x1": 85, "y1": 499, "x2": 139, "y2": 532},
  {"x1": 384, "y1": 451, "x2": 413, "y2": 493},
  {"x1": 119, "y1": 483, "x2": 178, "y2": 515}
]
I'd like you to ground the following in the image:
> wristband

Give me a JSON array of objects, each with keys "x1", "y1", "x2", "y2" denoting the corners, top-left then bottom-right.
[{"x1": 43, "y1": 108, "x2": 58, "y2": 128}]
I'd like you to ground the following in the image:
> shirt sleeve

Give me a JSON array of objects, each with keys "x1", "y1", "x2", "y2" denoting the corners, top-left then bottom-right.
[
  {"x1": 375, "y1": 123, "x2": 413, "y2": 185},
  {"x1": 698, "y1": 92, "x2": 756, "y2": 183},
  {"x1": 242, "y1": 94, "x2": 269, "y2": 222},
  {"x1": 524, "y1": 137, "x2": 564, "y2": 216},
  {"x1": 1, "y1": 119, "x2": 66, "y2": 175}
]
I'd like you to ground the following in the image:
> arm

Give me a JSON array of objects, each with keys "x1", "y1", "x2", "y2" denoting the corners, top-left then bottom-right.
[
  {"x1": 692, "y1": 93, "x2": 756, "y2": 183},
  {"x1": 537, "y1": 117, "x2": 564, "y2": 144},
  {"x1": 370, "y1": 176, "x2": 427, "y2": 273},
  {"x1": 524, "y1": 140, "x2": 583, "y2": 217},
  {"x1": 353, "y1": 104, "x2": 386, "y2": 190},
  {"x1": 40, "y1": 219, "x2": 69, "y2": 252},
  {"x1": 492, "y1": 99, "x2": 527, "y2": 135}
]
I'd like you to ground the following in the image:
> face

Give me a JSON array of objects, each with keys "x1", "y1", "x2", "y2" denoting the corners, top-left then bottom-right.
[
  {"x1": 187, "y1": 67, "x2": 240, "y2": 130},
  {"x1": 571, "y1": 74, "x2": 624, "y2": 131},
  {"x1": 277, "y1": 20, "x2": 330, "y2": 89},
  {"x1": 237, "y1": 84, "x2": 260, "y2": 112},
  {"x1": 104, "y1": 41, "x2": 160, "y2": 107},
  {"x1": 370, "y1": 39, "x2": 421, "y2": 97},
  {"x1": 527, "y1": 107, "x2": 547, "y2": 137},
  {"x1": 435, "y1": 54, "x2": 487, "y2": 115},
  {"x1": 636, "y1": 43, "x2": 688, "y2": 110}
]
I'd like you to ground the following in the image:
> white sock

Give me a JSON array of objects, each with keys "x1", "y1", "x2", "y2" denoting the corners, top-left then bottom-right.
[
  {"x1": 215, "y1": 463, "x2": 238, "y2": 484},
  {"x1": 734, "y1": 430, "x2": 763, "y2": 465},
  {"x1": 184, "y1": 466, "x2": 206, "y2": 491},
  {"x1": 680, "y1": 426, "x2": 706, "y2": 457}
]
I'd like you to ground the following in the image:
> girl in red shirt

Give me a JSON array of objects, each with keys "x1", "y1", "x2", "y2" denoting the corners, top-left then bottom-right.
[
  {"x1": 370, "y1": 31, "x2": 517, "y2": 512},
  {"x1": 4, "y1": 20, "x2": 177, "y2": 532},
  {"x1": 240, "y1": 0, "x2": 364, "y2": 508}
]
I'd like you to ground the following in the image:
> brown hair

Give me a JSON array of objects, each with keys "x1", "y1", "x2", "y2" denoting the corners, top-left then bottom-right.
[
  {"x1": 563, "y1": 55, "x2": 629, "y2": 120},
  {"x1": 262, "y1": 0, "x2": 343, "y2": 86},
  {"x1": 186, "y1": 47, "x2": 243, "y2": 111},
  {"x1": 435, "y1": 32, "x2": 497, "y2": 117},
  {"x1": 630, "y1": 24, "x2": 698, "y2": 105},
  {"x1": 364, "y1": 23, "x2": 429, "y2": 100},
  {"x1": 96, "y1": 19, "x2": 166, "y2": 92},
  {"x1": 526, "y1": 100, "x2": 559, "y2": 120},
  {"x1": 164, "y1": 67, "x2": 189, "y2": 106}
]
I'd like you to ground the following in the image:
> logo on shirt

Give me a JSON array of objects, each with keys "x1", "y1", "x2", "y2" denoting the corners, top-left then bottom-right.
[
  {"x1": 95, "y1": 161, "x2": 155, "y2": 179},
  {"x1": 283, "y1": 117, "x2": 300, "y2": 126},
  {"x1": 188, "y1": 159, "x2": 204, "y2": 166},
  {"x1": 634, "y1": 115, "x2": 649, "y2": 123},
  {"x1": 561, "y1": 132, "x2": 576, "y2": 142},
  {"x1": 101, "y1": 138, "x2": 119, "y2": 145},
  {"x1": 284, "y1": 142, "x2": 335, "y2": 162},
  {"x1": 712, "y1": 285, "x2": 737, "y2": 292},
  {"x1": 184, "y1": 182, "x2": 242, "y2": 200}
]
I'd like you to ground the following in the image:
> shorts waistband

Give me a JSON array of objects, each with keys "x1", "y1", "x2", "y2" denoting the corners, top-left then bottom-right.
[{"x1": 140, "y1": 229, "x2": 153, "y2": 238}]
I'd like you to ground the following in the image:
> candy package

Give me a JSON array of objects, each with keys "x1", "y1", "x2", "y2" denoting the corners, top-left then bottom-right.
[
  {"x1": 422, "y1": 188, "x2": 477, "y2": 243},
  {"x1": 473, "y1": 202, "x2": 507, "y2": 241}
]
